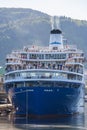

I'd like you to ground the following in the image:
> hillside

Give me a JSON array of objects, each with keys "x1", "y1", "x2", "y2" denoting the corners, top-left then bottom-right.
[{"x1": 0, "y1": 8, "x2": 87, "y2": 66}]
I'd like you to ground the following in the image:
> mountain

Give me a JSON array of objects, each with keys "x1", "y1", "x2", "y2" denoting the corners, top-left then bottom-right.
[{"x1": 0, "y1": 8, "x2": 87, "y2": 66}]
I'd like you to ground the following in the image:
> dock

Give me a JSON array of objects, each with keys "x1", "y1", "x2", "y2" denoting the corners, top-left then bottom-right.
[
  {"x1": 0, "y1": 91, "x2": 13, "y2": 114},
  {"x1": 0, "y1": 103, "x2": 12, "y2": 113}
]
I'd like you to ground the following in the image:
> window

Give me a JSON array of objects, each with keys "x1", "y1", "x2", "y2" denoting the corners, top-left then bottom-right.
[{"x1": 14, "y1": 82, "x2": 24, "y2": 88}]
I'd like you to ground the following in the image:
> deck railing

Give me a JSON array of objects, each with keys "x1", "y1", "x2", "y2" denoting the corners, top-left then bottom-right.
[{"x1": 5, "y1": 69, "x2": 83, "y2": 82}]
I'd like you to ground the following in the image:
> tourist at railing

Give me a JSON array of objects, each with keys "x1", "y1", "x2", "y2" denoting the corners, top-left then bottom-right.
[{"x1": 5, "y1": 62, "x2": 83, "y2": 75}]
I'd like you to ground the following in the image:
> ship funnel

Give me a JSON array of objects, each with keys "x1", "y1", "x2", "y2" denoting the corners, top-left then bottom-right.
[{"x1": 49, "y1": 16, "x2": 63, "y2": 50}]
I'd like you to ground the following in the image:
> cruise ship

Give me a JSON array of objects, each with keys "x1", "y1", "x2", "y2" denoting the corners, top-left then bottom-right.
[{"x1": 4, "y1": 17, "x2": 85, "y2": 118}]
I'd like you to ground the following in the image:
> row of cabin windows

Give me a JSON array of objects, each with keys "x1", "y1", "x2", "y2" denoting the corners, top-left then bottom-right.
[
  {"x1": 5, "y1": 71, "x2": 82, "y2": 81},
  {"x1": 21, "y1": 54, "x2": 66, "y2": 59},
  {"x1": 5, "y1": 81, "x2": 81, "y2": 88},
  {"x1": 19, "y1": 53, "x2": 84, "y2": 60}
]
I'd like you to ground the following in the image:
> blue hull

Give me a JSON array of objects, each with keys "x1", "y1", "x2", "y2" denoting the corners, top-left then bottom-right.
[{"x1": 7, "y1": 82, "x2": 85, "y2": 118}]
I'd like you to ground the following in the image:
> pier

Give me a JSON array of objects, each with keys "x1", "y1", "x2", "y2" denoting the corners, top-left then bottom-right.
[
  {"x1": 0, "y1": 75, "x2": 12, "y2": 114},
  {"x1": 0, "y1": 92, "x2": 12, "y2": 115}
]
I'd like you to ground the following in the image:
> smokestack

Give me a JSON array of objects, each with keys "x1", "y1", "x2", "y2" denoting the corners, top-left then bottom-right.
[{"x1": 49, "y1": 16, "x2": 63, "y2": 50}]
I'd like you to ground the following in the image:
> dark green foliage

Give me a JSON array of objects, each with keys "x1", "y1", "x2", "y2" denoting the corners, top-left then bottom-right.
[
  {"x1": 0, "y1": 8, "x2": 87, "y2": 66},
  {"x1": 0, "y1": 67, "x2": 4, "y2": 76}
]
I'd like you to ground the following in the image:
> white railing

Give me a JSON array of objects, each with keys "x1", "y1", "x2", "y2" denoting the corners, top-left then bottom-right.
[{"x1": 5, "y1": 70, "x2": 83, "y2": 82}]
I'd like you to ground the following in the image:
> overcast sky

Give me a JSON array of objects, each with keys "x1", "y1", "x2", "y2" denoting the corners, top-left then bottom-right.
[{"x1": 0, "y1": 0, "x2": 87, "y2": 20}]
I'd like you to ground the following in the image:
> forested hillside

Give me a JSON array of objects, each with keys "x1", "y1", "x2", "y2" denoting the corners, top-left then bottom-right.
[{"x1": 0, "y1": 8, "x2": 87, "y2": 66}]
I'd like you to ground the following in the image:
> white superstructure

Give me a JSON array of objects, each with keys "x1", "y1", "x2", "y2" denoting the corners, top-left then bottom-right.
[{"x1": 4, "y1": 17, "x2": 85, "y2": 85}]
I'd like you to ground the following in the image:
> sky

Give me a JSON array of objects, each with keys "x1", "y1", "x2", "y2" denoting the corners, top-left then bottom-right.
[{"x1": 0, "y1": 0, "x2": 87, "y2": 20}]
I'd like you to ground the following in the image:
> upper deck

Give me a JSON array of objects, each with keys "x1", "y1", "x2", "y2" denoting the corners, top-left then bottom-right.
[{"x1": 5, "y1": 44, "x2": 84, "y2": 77}]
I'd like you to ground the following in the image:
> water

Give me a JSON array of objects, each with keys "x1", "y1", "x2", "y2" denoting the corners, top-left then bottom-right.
[{"x1": 0, "y1": 103, "x2": 87, "y2": 130}]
